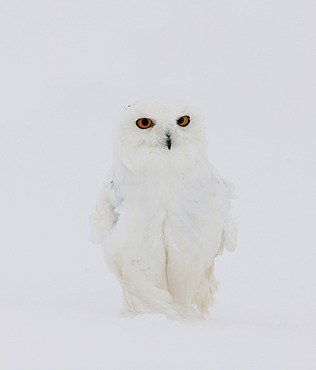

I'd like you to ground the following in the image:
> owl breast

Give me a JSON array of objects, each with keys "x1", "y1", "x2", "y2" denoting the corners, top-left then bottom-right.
[{"x1": 113, "y1": 158, "x2": 226, "y2": 261}]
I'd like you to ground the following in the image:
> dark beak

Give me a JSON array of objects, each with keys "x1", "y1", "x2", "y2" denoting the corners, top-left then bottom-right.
[{"x1": 166, "y1": 133, "x2": 172, "y2": 150}]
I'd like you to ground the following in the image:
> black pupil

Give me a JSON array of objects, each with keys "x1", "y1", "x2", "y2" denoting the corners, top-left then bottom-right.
[
  {"x1": 178, "y1": 117, "x2": 184, "y2": 124},
  {"x1": 142, "y1": 118, "x2": 149, "y2": 126}
]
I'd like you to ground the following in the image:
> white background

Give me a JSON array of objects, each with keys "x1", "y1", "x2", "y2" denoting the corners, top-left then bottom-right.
[{"x1": 1, "y1": 0, "x2": 316, "y2": 369}]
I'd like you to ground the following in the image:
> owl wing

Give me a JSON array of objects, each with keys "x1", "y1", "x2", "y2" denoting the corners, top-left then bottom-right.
[
  {"x1": 89, "y1": 171, "x2": 122, "y2": 244},
  {"x1": 209, "y1": 163, "x2": 237, "y2": 254}
]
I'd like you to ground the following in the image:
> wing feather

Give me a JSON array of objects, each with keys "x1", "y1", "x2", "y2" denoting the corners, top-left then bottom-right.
[{"x1": 89, "y1": 172, "x2": 122, "y2": 244}]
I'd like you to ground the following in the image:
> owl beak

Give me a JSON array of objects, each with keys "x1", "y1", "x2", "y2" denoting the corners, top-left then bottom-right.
[{"x1": 166, "y1": 133, "x2": 172, "y2": 150}]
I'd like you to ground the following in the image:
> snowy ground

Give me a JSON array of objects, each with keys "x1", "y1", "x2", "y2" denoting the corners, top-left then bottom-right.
[{"x1": 1, "y1": 0, "x2": 316, "y2": 369}]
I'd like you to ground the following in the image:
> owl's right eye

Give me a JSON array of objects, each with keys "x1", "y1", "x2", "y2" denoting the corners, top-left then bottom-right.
[{"x1": 136, "y1": 118, "x2": 154, "y2": 129}]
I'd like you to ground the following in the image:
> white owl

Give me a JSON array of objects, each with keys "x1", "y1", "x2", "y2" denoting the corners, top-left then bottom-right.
[{"x1": 90, "y1": 100, "x2": 237, "y2": 320}]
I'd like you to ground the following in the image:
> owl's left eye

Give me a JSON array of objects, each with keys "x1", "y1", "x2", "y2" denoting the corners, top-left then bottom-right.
[
  {"x1": 136, "y1": 118, "x2": 154, "y2": 129},
  {"x1": 177, "y1": 115, "x2": 190, "y2": 127}
]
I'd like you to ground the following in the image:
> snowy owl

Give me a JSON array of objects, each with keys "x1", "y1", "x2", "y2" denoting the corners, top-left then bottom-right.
[{"x1": 90, "y1": 100, "x2": 237, "y2": 320}]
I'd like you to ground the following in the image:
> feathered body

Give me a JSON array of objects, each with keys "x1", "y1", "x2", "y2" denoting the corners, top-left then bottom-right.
[{"x1": 90, "y1": 100, "x2": 237, "y2": 319}]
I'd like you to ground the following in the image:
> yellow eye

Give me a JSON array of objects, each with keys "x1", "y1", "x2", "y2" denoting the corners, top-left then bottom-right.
[
  {"x1": 177, "y1": 115, "x2": 190, "y2": 127},
  {"x1": 136, "y1": 118, "x2": 154, "y2": 129}
]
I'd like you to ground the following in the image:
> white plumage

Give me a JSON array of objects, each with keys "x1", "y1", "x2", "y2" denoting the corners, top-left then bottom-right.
[{"x1": 90, "y1": 100, "x2": 237, "y2": 320}]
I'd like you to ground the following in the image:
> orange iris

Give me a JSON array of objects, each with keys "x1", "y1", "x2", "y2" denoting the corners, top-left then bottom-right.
[
  {"x1": 177, "y1": 115, "x2": 190, "y2": 127},
  {"x1": 136, "y1": 118, "x2": 154, "y2": 129}
]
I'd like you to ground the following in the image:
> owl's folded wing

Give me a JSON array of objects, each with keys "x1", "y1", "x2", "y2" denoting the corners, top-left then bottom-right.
[{"x1": 89, "y1": 176, "x2": 121, "y2": 245}]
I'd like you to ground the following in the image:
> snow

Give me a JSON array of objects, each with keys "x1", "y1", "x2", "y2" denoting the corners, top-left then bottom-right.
[{"x1": 1, "y1": 0, "x2": 316, "y2": 369}]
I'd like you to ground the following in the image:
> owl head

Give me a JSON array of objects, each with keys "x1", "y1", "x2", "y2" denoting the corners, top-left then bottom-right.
[{"x1": 114, "y1": 100, "x2": 207, "y2": 173}]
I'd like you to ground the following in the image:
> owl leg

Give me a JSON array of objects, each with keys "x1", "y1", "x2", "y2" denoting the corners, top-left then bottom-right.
[
  {"x1": 194, "y1": 264, "x2": 218, "y2": 314},
  {"x1": 118, "y1": 275, "x2": 188, "y2": 320},
  {"x1": 166, "y1": 252, "x2": 201, "y2": 313},
  {"x1": 166, "y1": 254, "x2": 218, "y2": 317},
  {"x1": 106, "y1": 248, "x2": 184, "y2": 319}
]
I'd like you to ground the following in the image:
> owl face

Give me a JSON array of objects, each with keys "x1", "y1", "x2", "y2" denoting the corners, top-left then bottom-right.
[
  {"x1": 114, "y1": 100, "x2": 206, "y2": 172},
  {"x1": 118, "y1": 100, "x2": 203, "y2": 148}
]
